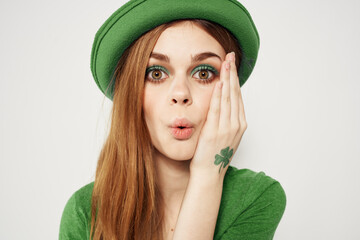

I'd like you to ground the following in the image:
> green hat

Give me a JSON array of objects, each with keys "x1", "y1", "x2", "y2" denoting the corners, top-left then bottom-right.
[{"x1": 90, "y1": 0, "x2": 260, "y2": 100}]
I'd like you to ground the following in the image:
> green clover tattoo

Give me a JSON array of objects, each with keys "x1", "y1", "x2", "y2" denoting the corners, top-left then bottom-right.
[{"x1": 214, "y1": 146, "x2": 233, "y2": 173}]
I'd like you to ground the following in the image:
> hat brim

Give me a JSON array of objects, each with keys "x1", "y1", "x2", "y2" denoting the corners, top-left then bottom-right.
[{"x1": 91, "y1": 0, "x2": 260, "y2": 100}]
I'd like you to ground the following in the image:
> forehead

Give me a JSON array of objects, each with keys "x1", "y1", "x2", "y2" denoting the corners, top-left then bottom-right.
[{"x1": 151, "y1": 21, "x2": 225, "y2": 58}]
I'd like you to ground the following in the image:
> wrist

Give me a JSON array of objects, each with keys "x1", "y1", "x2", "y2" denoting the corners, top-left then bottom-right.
[
  {"x1": 190, "y1": 161, "x2": 229, "y2": 179},
  {"x1": 189, "y1": 168, "x2": 225, "y2": 185}
]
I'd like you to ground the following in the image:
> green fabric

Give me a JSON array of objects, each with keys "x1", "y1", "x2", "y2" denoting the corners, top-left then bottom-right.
[
  {"x1": 90, "y1": 0, "x2": 260, "y2": 101},
  {"x1": 59, "y1": 166, "x2": 286, "y2": 239}
]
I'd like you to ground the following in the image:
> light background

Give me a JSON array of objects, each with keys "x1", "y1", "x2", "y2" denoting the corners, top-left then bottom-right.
[{"x1": 1, "y1": 0, "x2": 359, "y2": 239}]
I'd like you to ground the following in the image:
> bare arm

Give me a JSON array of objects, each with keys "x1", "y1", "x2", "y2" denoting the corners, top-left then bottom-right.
[{"x1": 172, "y1": 171, "x2": 224, "y2": 240}]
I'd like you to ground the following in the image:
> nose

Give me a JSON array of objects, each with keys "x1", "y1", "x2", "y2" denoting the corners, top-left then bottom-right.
[{"x1": 169, "y1": 74, "x2": 193, "y2": 106}]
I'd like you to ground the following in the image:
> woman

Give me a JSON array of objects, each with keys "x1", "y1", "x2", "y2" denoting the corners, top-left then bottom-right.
[{"x1": 59, "y1": 0, "x2": 286, "y2": 239}]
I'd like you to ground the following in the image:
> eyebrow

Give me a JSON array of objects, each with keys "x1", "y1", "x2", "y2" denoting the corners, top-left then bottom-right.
[{"x1": 149, "y1": 51, "x2": 222, "y2": 63}]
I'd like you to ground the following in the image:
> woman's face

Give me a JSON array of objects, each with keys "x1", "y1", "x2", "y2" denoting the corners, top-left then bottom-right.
[{"x1": 143, "y1": 21, "x2": 226, "y2": 161}]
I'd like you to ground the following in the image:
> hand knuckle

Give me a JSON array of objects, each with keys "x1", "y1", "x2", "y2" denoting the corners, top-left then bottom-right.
[{"x1": 232, "y1": 123, "x2": 240, "y2": 132}]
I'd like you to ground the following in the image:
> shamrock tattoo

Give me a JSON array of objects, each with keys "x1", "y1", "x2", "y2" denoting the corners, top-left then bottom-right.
[{"x1": 214, "y1": 146, "x2": 234, "y2": 173}]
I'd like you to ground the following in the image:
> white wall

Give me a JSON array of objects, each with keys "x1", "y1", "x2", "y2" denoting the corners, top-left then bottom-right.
[{"x1": 1, "y1": 0, "x2": 359, "y2": 239}]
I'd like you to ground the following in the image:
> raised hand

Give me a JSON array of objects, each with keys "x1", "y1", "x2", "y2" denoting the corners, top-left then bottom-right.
[{"x1": 190, "y1": 51, "x2": 248, "y2": 177}]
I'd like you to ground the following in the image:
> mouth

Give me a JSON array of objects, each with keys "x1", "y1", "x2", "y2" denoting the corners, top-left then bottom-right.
[
  {"x1": 169, "y1": 126, "x2": 194, "y2": 140},
  {"x1": 169, "y1": 117, "x2": 194, "y2": 128},
  {"x1": 171, "y1": 126, "x2": 193, "y2": 130},
  {"x1": 168, "y1": 117, "x2": 195, "y2": 139}
]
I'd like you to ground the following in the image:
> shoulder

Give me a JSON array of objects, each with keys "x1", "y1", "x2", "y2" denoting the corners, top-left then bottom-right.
[
  {"x1": 63, "y1": 181, "x2": 94, "y2": 215},
  {"x1": 214, "y1": 165, "x2": 286, "y2": 239},
  {"x1": 72, "y1": 181, "x2": 95, "y2": 204},
  {"x1": 59, "y1": 182, "x2": 94, "y2": 240},
  {"x1": 222, "y1": 165, "x2": 286, "y2": 206}
]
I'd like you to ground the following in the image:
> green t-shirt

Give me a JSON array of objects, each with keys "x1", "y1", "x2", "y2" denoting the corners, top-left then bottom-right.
[{"x1": 59, "y1": 165, "x2": 286, "y2": 239}]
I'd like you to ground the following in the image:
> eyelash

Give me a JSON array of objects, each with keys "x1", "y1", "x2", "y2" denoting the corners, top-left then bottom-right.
[{"x1": 145, "y1": 65, "x2": 219, "y2": 84}]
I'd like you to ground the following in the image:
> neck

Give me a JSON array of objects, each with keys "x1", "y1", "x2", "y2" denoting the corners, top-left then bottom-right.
[
  {"x1": 153, "y1": 150, "x2": 192, "y2": 237},
  {"x1": 154, "y1": 149, "x2": 191, "y2": 203}
]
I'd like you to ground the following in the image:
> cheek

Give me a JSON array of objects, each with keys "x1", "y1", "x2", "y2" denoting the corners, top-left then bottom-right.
[
  {"x1": 143, "y1": 88, "x2": 156, "y2": 124},
  {"x1": 195, "y1": 87, "x2": 215, "y2": 121},
  {"x1": 205, "y1": 86, "x2": 216, "y2": 108},
  {"x1": 205, "y1": 90, "x2": 213, "y2": 110},
  {"x1": 143, "y1": 86, "x2": 163, "y2": 127}
]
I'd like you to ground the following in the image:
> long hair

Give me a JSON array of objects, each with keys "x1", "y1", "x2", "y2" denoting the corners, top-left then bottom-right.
[{"x1": 90, "y1": 18, "x2": 242, "y2": 240}]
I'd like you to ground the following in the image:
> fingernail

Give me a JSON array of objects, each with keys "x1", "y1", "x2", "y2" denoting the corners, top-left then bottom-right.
[{"x1": 230, "y1": 52, "x2": 235, "y2": 61}]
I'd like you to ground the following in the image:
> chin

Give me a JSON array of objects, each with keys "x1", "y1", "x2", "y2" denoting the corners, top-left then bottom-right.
[
  {"x1": 154, "y1": 147, "x2": 195, "y2": 161},
  {"x1": 165, "y1": 148, "x2": 195, "y2": 161},
  {"x1": 170, "y1": 155, "x2": 193, "y2": 161}
]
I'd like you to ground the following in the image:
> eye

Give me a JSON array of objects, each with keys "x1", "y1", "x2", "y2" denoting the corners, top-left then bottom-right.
[
  {"x1": 192, "y1": 64, "x2": 219, "y2": 84},
  {"x1": 145, "y1": 65, "x2": 169, "y2": 83},
  {"x1": 145, "y1": 64, "x2": 219, "y2": 84}
]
